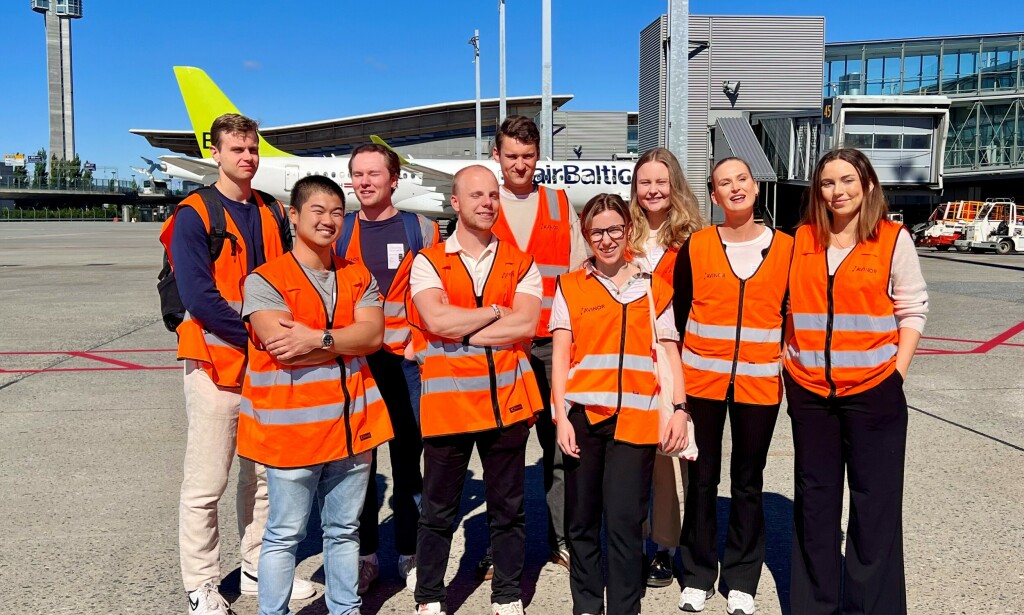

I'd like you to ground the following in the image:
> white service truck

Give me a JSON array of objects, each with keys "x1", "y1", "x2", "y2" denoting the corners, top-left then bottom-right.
[{"x1": 953, "y1": 199, "x2": 1024, "y2": 255}]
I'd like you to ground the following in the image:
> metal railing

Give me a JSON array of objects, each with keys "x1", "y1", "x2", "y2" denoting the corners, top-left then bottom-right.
[
  {"x1": 0, "y1": 176, "x2": 139, "y2": 193},
  {"x1": 0, "y1": 207, "x2": 122, "y2": 222}
]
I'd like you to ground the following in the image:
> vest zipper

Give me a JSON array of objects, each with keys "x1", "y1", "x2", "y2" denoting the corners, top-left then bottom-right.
[
  {"x1": 616, "y1": 303, "x2": 628, "y2": 411},
  {"x1": 824, "y1": 274, "x2": 837, "y2": 399},
  {"x1": 336, "y1": 356, "x2": 354, "y2": 456},
  {"x1": 476, "y1": 294, "x2": 503, "y2": 428},
  {"x1": 726, "y1": 279, "x2": 747, "y2": 403}
]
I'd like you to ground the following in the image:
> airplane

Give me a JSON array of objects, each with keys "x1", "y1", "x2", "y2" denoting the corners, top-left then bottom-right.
[{"x1": 134, "y1": 67, "x2": 447, "y2": 216}]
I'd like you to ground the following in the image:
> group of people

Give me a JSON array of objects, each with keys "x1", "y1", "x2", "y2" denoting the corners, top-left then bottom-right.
[{"x1": 163, "y1": 110, "x2": 928, "y2": 615}]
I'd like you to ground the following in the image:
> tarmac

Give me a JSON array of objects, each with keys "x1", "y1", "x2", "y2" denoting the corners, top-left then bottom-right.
[{"x1": 1, "y1": 221, "x2": 1021, "y2": 615}]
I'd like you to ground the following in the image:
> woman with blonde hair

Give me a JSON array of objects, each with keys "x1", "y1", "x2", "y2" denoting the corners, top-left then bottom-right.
[
  {"x1": 627, "y1": 147, "x2": 706, "y2": 590},
  {"x1": 785, "y1": 148, "x2": 926, "y2": 615}
]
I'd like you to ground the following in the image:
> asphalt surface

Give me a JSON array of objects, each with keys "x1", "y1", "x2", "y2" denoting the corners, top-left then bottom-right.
[{"x1": 1, "y1": 222, "x2": 1021, "y2": 614}]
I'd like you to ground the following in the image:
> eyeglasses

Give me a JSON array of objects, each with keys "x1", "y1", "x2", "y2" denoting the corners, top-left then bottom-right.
[{"x1": 587, "y1": 224, "x2": 627, "y2": 242}]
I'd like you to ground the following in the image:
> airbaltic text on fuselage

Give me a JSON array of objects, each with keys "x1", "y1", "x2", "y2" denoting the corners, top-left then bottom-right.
[{"x1": 534, "y1": 164, "x2": 633, "y2": 186}]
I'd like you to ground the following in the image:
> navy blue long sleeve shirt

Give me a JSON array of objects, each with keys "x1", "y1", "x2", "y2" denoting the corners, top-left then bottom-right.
[{"x1": 170, "y1": 188, "x2": 267, "y2": 349}]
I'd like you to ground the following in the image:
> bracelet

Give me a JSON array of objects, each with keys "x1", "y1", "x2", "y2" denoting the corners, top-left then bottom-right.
[
  {"x1": 672, "y1": 402, "x2": 687, "y2": 413},
  {"x1": 491, "y1": 304, "x2": 502, "y2": 320}
]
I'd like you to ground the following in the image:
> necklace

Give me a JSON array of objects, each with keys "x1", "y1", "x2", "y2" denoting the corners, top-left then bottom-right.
[{"x1": 831, "y1": 232, "x2": 855, "y2": 249}]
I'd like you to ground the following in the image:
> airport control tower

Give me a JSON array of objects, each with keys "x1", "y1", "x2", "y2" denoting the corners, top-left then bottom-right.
[{"x1": 31, "y1": 0, "x2": 82, "y2": 163}]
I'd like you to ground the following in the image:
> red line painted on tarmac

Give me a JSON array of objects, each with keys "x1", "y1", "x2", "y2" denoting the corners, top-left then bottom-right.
[
  {"x1": 0, "y1": 349, "x2": 176, "y2": 355},
  {"x1": 66, "y1": 351, "x2": 146, "y2": 369},
  {"x1": 0, "y1": 366, "x2": 179, "y2": 373},
  {"x1": 972, "y1": 320, "x2": 1024, "y2": 354},
  {"x1": 921, "y1": 335, "x2": 1024, "y2": 348}
]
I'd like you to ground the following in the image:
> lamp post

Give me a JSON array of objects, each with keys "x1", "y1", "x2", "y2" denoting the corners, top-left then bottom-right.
[
  {"x1": 540, "y1": 0, "x2": 552, "y2": 160},
  {"x1": 499, "y1": 0, "x2": 507, "y2": 124},
  {"x1": 469, "y1": 30, "x2": 482, "y2": 160}
]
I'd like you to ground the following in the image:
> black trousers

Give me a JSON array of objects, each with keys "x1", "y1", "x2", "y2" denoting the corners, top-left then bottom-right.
[
  {"x1": 679, "y1": 395, "x2": 780, "y2": 596},
  {"x1": 786, "y1": 370, "x2": 908, "y2": 615},
  {"x1": 565, "y1": 409, "x2": 655, "y2": 615},
  {"x1": 530, "y1": 340, "x2": 567, "y2": 552},
  {"x1": 415, "y1": 421, "x2": 530, "y2": 606},
  {"x1": 360, "y1": 350, "x2": 423, "y2": 557}
]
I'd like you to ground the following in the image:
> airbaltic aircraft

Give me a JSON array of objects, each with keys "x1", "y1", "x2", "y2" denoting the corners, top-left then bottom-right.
[{"x1": 139, "y1": 67, "x2": 637, "y2": 218}]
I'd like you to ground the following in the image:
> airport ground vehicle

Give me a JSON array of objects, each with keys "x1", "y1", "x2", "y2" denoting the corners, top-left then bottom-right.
[
  {"x1": 952, "y1": 198, "x2": 1024, "y2": 254},
  {"x1": 913, "y1": 200, "x2": 985, "y2": 251}
]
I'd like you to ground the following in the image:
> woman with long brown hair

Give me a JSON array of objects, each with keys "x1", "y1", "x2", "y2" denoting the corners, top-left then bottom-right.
[{"x1": 785, "y1": 148, "x2": 927, "y2": 615}]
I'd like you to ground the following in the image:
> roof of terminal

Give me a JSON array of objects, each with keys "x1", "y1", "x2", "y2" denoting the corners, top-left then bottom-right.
[{"x1": 132, "y1": 94, "x2": 573, "y2": 158}]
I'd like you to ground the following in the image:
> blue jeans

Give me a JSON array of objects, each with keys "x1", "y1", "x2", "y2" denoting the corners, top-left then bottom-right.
[{"x1": 259, "y1": 453, "x2": 372, "y2": 615}]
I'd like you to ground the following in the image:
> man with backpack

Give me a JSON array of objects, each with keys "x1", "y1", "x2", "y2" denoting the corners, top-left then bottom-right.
[
  {"x1": 159, "y1": 113, "x2": 312, "y2": 615},
  {"x1": 334, "y1": 143, "x2": 439, "y2": 595}
]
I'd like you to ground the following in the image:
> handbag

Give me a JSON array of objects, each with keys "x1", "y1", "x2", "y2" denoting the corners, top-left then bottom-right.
[{"x1": 646, "y1": 277, "x2": 698, "y2": 460}]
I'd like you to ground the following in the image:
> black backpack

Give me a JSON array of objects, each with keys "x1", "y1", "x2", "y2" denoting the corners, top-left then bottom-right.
[{"x1": 157, "y1": 188, "x2": 293, "y2": 332}]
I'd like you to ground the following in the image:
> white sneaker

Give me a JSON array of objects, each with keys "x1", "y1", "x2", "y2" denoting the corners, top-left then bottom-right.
[
  {"x1": 678, "y1": 587, "x2": 715, "y2": 612},
  {"x1": 727, "y1": 590, "x2": 755, "y2": 615},
  {"x1": 415, "y1": 602, "x2": 446, "y2": 615},
  {"x1": 399, "y1": 554, "x2": 417, "y2": 593},
  {"x1": 187, "y1": 582, "x2": 232, "y2": 615},
  {"x1": 239, "y1": 568, "x2": 316, "y2": 600},
  {"x1": 358, "y1": 553, "x2": 379, "y2": 595},
  {"x1": 491, "y1": 599, "x2": 525, "y2": 615}
]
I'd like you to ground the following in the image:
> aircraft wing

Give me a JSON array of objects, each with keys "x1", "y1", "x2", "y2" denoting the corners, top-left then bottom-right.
[
  {"x1": 370, "y1": 135, "x2": 456, "y2": 184},
  {"x1": 159, "y1": 155, "x2": 219, "y2": 183}
]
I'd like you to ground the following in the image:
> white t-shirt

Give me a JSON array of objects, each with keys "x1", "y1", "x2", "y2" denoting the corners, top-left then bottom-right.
[
  {"x1": 634, "y1": 230, "x2": 667, "y2": 274},
  {"x1": 722, "y1": 227, "x2": 774, "y2": 280},
  {"x1": 409, "y1": 233, "x2": 543, "y2": 299}
]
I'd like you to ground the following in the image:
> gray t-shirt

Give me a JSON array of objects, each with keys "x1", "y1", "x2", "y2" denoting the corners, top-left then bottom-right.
[{"x1": 242, "y1": 261, "x2": 382, "y2": 321}]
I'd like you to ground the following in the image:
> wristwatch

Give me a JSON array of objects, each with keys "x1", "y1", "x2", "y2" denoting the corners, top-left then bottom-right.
[
  {"x1": 320, "y1": 329, "x2": 334, "y2": 350},
  {"x1": 672, "y1": 402, "x2": 688, "y2": 413}
]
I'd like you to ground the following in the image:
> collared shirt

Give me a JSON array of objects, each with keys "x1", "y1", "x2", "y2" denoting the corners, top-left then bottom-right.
[
  {"x1": 409, "y1": 233, "x2": 544, "y2": 299},
  {"x1": 548, "y1": 260, "x2": 679, "y2": 341}
]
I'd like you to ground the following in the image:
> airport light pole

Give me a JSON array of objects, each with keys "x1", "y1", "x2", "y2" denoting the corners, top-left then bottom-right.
[
  {"x1": 470, "y1": 30, "x2": 482, "y2": 160},
  {"x1": 667, "y1": 0, "x2": 689, "y2": 180},
  {"x1": 499, "y1": 0, "x2": 507, "y2": 124},
  {"x1": 540, "y1": 0, "x2": 552, "y2": 160}
]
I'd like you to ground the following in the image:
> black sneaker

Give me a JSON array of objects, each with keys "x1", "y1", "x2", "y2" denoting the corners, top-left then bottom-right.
[
  {"x1": 646, "y1": 550, "x2": 674, "y2": 588},
  {"x1": 475, "y1": 549, "x2": 494, "y2": 581}
]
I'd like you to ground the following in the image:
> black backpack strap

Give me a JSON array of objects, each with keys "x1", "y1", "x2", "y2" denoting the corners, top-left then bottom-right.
[
  {"x1": 188, "y1": 187, "x2": 235, "y2": 260},
  {"x1": 255, "y1": 190, "x2": 293, "y2": 251},
  {"x1": 336, "y1": 212, "x2": 358, "y2": 257}
]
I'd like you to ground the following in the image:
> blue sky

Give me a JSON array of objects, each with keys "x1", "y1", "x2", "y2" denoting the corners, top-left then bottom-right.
[{"x1": 0, "y1": 0, "x2": 1020, "y2": 179}]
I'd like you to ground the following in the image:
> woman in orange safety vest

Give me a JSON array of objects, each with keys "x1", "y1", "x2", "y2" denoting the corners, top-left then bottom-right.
[
  {"x1": 785, "y1": 148, "x2": 928, "y2": 615},
  {"x1": 627, "y1": 147, "x2": 707, "y2": 590},
  {"x1": 673, "y1": 157, "x2": 793, "y2": 615},
  {"x1": 550, "y1": 193, "x2": 690, "y2": 615}
]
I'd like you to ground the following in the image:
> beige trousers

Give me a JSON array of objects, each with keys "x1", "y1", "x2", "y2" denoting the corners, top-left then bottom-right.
[
  {"x1": 179, "y1": 361, "x2": 268, "y2": 591},
  {"x1": 648, "y1": 453, "x2": 689, "y2": 547}
]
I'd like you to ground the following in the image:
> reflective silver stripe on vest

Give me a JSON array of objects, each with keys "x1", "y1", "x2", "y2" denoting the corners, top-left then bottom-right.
[
  {"x1": 424, "y1": 340, "x2": 514, "y2": 359},
  {"x1": 383, "y1": 328, "x2": 410, "y2": 345},
  {"x1": 419, "y1": 215, "x2": 436, "y2": 247},
  {"x1": 203, "y1": 330, "x2": 244, "y2": 351},
  {"x1": 792, "y1": 313, "x2": 897, "y2": 333},
  {"x1": 248, "y1": 363, "x2": 340, "y2": 388},
  {"x1": 541, "y1": 186, "x2": 561, "y2": 220},
  {"x1": 537, "y1": 264, "x2": 569, "y2": 278},
  {"x1": 686, "y1": 320, "x2": 782, "y2": 344},
  {"x1": 421, "y1": 357, "x2": 532, "y2": 395},
  {"x1": 240, "y1": 396, "x2": 344, "y2": 425},
  {"x1": 563, "y1": 391, "x2": 655, "y2": 411},
  {"x1": 786, "y1": 344, "x2": 897, "y2": 369},
  {"x1": 383, "y1": 301, "x2": 405, "y2": 317},
  {"x1": 571, "y1": 353, "x2": 654, "y2": 373},
  {"x1": 682, "y1": 349, "x2": 780, "y2": 377},
  {"x1": 541, "y1": 296, "x2": 554, "y2": 310}
]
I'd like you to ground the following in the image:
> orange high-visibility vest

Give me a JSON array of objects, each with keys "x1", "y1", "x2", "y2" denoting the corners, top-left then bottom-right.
[
  {"x1": 648, "y1": 246, "x2": 678, "y2": 287},
  {"x1": 558, "y1": 269, "x2": 672, "y2": 446},
  {"x1": 338, "y1": 214, "x2": 439, "y2": 355},
  {"x1": 159, "y1": 191, "x2": 287, "y2": 387},
  {"x1": 406, "y1": 240, "x2": 543, "y2": 437},
  {"x1": 238, "y1": 253, "x2": 393, "y2": 468},
  {"x1": 784, "y1": 220, "x2": 903, "y2": 398},
  {"x1": 681, "y1": 227, "x2": 793, "y2": 405},
  {"x1": 492, "y1": 186, "x2": 573, "y2": 339}
]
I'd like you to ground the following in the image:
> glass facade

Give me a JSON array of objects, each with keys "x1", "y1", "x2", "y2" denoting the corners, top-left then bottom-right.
[{"x1": 826, "y1": 34, "x2": 1024, "y2": 172}]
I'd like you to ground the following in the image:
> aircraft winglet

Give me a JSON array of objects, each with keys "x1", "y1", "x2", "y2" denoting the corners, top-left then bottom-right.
[{"x1": 173, "y1": 66, "x2": 292, "y2": 159}]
